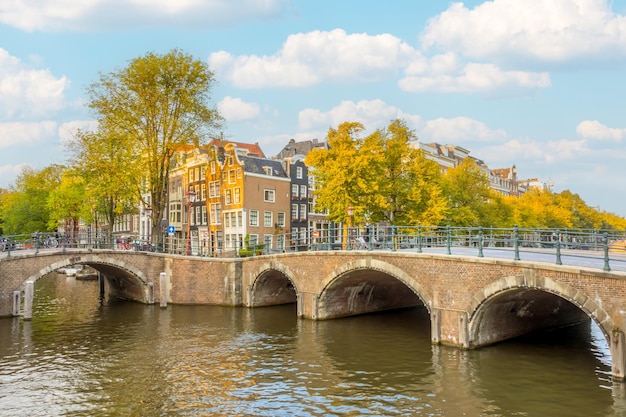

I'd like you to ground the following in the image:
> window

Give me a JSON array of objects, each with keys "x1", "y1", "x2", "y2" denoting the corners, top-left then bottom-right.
[
  {"x1": 210, "y1": 161, "x2": 216, "y2": 174},
  {"x1": 201, "y1": 184, "x2": 207, "y2": 201},
  {"x1": 264, "y1": 235, "x2": 273, "y2": 249},
  {"x1": 210, "y1": 203, "x2": 221, "y2": 225},
  {"x1": 277, "y1": 212, "x2": 285, "y2": 227},
  {"x1": 237, "y1": 211, "x2": 243, "y2": 227},
  {"x1": 228, "y1": 170, "x2": 236, "y2": 184},
  {"x1": 264, "y1": 189, "x2": 275, "y2": 202},
  {"x1": 291, "y1": 204, "x2": 298, "y2": 220},
  {"x1": 237, "y1": 168, "x2": 243, "y2": 178},
  {"x1": 234, "y1": 187, "x2": 241, "y2": 204},
  {"x1": 292, "y1": 184, "x2": 299, "y2": 197},
  {"x1": 296, "y1": 166, "x2": 303, "y2": 179},
  {"x1": 263, "y1": 166, "x2": 272, "y2": 176},
  {"x1": 225, "y1": 189, "x2": 232, "y2": 205},
  {"x1": 249, "y1": 234, "x2": 259, "y2": 247},
  {"x1": 300, "y1": 204, "x2": 307, "y2": 220},
  {"x1": 264, "y1": 211, "x2": 273, "y2": 227},
  {"x1": 200, "y1": 166, "x2": 206, "y2": 180},
  {"x1": 209, "y1": 181, "x2": 220, "y2": 198},
  {"x1": 300, "y1": 185, "x2": 307, "y2": 199},
  {"x1": 202, "y1": 206, "x2": 208, "y2": 225},
  {"x1": 249, "y1": 210, "x2": 259, "y2": 226}
]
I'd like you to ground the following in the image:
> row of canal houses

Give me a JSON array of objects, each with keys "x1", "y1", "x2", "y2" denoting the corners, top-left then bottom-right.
[
  {"x1": 145, "y1": 137, "x2": 330, "y2": 255},
  {"x1": 106, "y1": 136, "x2": 545, "y2": 255}
]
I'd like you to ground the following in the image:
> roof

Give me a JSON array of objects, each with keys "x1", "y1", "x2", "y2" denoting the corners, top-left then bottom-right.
[
  {"x1": 207, "y1": 138, "x2": 266, "y2": 158},
  {"x1": 238, "y1": 155, "x2": 288, "y2": 178}
]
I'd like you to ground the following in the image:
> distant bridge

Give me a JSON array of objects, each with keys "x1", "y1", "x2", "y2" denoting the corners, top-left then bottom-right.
[{"x1": 1, "y1": 247, "x2": 626, "y2": 380}]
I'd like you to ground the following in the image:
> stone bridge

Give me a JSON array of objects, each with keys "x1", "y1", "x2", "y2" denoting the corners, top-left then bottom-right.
[{"x1": 2, "y1": 249, "x2": 626, "y2": 379}]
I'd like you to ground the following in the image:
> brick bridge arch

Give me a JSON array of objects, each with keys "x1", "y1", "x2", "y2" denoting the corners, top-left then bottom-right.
[{"x1": 467, "y1": 274, "x2": 616, "y2": 351}]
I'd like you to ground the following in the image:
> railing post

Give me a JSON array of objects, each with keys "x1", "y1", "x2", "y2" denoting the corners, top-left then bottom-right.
[
  {"x1": 392, "y1": 226, "x2": 397, "y2": 252},
  {"x1": 603, "y1": 232, "x2": 611, "y2": 272},
  {"x1": 62, "y1": 236, "x2": 67, "y2": 254},
  {"x1": 446, "y1": 225, "x2": 451, "y2": 255},
  {"x1": 513, "y1": 224, "x2": 520, "y2": 261},
  {"x1": 478, "y1": 226, "x2": 484, "y2": 258},
  {"x1": 417, "y1": 223, "x2": 422, "y2": 253},
  {"x1": 6, "y1": 237, "x2": 11, "y2": 257},
  {"x1": 35, "y1": 234, "x2": 40, "y2": 255},
  {"x1": 555, "y1": 229, "x2": 562, "y2": 265}
]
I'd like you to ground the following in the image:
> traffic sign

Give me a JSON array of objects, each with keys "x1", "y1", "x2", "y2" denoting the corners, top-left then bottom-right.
[{"x1": 167, "y1": 226, "x2": 175, "y2": 235}]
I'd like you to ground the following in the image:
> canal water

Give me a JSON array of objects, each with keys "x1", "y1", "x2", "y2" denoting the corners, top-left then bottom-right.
[{"x1": 1, "y1": 274, "x2": 625, "y2": 417}]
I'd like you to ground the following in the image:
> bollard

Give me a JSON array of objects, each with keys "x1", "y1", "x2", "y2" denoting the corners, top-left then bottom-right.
[
  {"x1": 23, "y1": 281, "x2": 34, "y2": 320},
  {"x1": 12, "y1": 291, "x2": 21, "y2": 316},
  {"x1": 159, "y1": 272, "x2": 168, "y2": 308}
]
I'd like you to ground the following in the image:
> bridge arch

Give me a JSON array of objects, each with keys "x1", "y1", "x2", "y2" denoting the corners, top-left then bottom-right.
[
  {"x1": 467, "y1": 274, "x2": 614, "y2": 349},
  {"x1": 22, "y1": 254, "x2": 151, "y2": 304},
  {"x1": 247, "y1": 261, "x2": 299, "y2": 308},
  {"x1": 316, "y1": 258, "x2": 431, "y2": 320}
]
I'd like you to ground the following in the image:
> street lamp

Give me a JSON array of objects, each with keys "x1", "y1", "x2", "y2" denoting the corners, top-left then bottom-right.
[
  {"x1": 186, "y1": 187, "x2": 196, "y2": 256},
  {"x1": 347, "y1": 206, "x2": 354, "y2": 228},
  {"x1": 144, "y1": 205, "x2": 152, "y2": 248}
]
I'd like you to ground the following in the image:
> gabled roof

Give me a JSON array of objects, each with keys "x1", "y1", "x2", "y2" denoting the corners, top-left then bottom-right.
[
  {"x1": 207, "y1": 138, "x2": 266, "y2": 158},
  {"x1": 238, "y1": 155, "x2": 288, "y2": 178}
]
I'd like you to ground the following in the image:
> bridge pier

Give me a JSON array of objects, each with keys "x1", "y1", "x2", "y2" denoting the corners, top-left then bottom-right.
[
  {"x1": 432, "y1": 308, "x2": 469, "y2": 348},
  {"x1": 23, "y1": 281, "x2": 34, "y2": 320},
  {"x1": 611, "y1": 330, "x2": 626, "y2": 381}
]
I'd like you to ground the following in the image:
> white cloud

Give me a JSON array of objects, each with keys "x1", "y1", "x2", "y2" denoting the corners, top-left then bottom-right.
[
  {"x1": 209, "y1": 29, "x2": 417, "y2": 88},
  {"x1": 211, "y1": 29, "x2": 551, "y2": 94},
  {"x1": 576, "y1": 120, "x2": 626, "y2": 141},
  {"x1": 218, "y1": 96, "x2": 261, "y2": 121},
  {"x1": 419, "y1": 117, "x2": 508, "y2": 143},
  {"x1": 0, "y1": 121, "x2": 58, "y2": 149},
  {"x1": 0, "y1": 49, "x2": 69, "y2": 118},
  {"x1": 420, "y1": 0, "x2": 626, "y2": 63},
  {"x1": 400, "y1": 62, "x2": 550, "y2": 94},
  {"x1": 298, "y1": 99, "x2": 422, "y2": 132},
  {"x1": 58, "y1": 120, "x2": 99, "y2": 145},
  {"x1": 0, "y1": 163, "x2": 31, "y2": 188},
  {"x1": 478, "y1": 138, "x2": 588, "y2": 166},
  {"x1": 0, "y1": 0, "x2": 293, "y2": 32}
]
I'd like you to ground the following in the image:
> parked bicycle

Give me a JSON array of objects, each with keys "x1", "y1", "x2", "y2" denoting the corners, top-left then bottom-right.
[{"x1": 32, "y1": 233, "x2": 59, "y2": 249}]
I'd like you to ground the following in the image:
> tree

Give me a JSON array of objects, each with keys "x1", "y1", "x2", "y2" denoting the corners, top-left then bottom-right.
[
  {"x1": 0, "y1": 165, "x2": 64, "y2": 234},
  {"x1": 67, "y1": 129, "x2": 138, "y2": 241},
  {"x1": 85, "y1": 49, "x2": 222, "y2": 242},
  {"x1": 440, "y1": 158, "x2": 494, "y2": 226},
  {"x1": 306, "y1": 122, "x2": 375, "y2": 224},
  {"x1": 376, "y1": 119, "x2": 446, "y2": 226}
]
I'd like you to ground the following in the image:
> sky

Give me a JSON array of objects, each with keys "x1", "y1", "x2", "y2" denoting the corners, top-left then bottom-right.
[{"x1": 1, "y1": 0, "x2": 626, "y2": 217}]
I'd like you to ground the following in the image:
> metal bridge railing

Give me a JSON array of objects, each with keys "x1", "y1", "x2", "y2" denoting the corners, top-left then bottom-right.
[{"x1": 2, "y1": 226, "x2": 625, "y2": 272}]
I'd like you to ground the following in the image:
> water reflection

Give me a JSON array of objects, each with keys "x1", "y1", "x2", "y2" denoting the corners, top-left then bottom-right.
[{"x1": 0, "y1": 273, "x2": 623, "y2": 416}]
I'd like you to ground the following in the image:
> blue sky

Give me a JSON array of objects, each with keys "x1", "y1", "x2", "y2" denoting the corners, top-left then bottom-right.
[{"x1": 1, "y1": 0, "x2": 626, "y2": 216}]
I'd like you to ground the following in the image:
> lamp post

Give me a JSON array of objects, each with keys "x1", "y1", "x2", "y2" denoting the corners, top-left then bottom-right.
[
  {"x1": 343, "y1": 205, "x2": 354, "y2": 250},
  {"x1": 186, "y1": 187, "x2": 196, "y2": 256},
  {"x1": 144, "y1": 205, "x2": 152, "y2": 249}
]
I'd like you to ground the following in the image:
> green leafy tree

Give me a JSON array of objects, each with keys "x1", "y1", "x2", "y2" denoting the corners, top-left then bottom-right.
[
  {"x1": 85, "y1": 49, "x2": 222, "y2": 242},
  {"x1": 0, "y1": 165, "x2": 64, "y2": 234},
  {"x1": 67, "y1": 129, "x2": 138, "y2": 240},
  {"x1": 47, "y1": 170, "x2": 87, "y2": 236}
]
